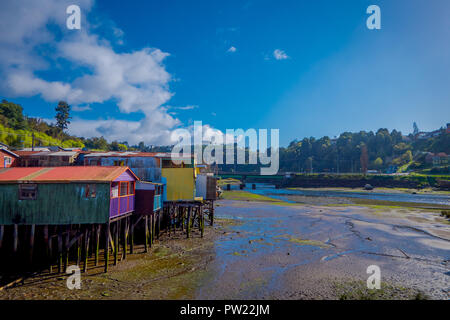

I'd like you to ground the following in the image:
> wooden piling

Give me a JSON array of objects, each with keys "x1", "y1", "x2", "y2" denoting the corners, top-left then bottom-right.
[
  {"x1": 186, "y1": 207, "x2": 191, "y2": 238},
  {"x1": 64, "y1": 226, "x2": 70, "y2": 272},
  {"x1": 130, "y1": 218, "x2": 135, "y2": 254},
  {"x1": 114, "y1": 222, "x2": 119, "y2": 265},
  {"x1": 0, "y1": 225, "x2": 4, "y2": 250},
  {"x1": 149, "y1": 213, "x2": 153, "y2": 248},
  {"x1": 210, "y1": 201, "x2": 214, "y2": 226},
  {"x1": 57, "y1": 229, "x2": 63, "y2": 273},
  {"x1": 144, "y1": 216, "x2": 148, "y2": 253},
  {"x1": 76, "y1": 227, "x2": 82, "y2": 267},
  {"x1": 83, "y1": 228, "x2": 90, "y2": 272},
  {"x1": 29, "y1": 224, "x2": 35, "y2": 264},
  {"x1": 13, "y1": 224, "x2": 18, "y2": 253},
  {"x1": 104, "y1": 222, "x2": 110, "y2": 273},
  {"x1": 157, "y1": 210, "x2": 161, "y2": 239},
  {"x1": 200, "y1": 206, "x2": 204, "y2": 238},
  {"x1": 95, "y1": 224, "x2": 100, "y2": 266},
  {"x1": 122, "y1": 217, "x2": 127, "y2": 260}
]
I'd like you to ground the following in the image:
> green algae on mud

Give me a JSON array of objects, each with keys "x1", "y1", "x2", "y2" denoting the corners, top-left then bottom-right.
[
  {"x1": 333, "y1": 279, "x2": 429, "y2": 300},
  {"x1": 221, "y1": 190, "x2": 280, "y2": 202},
  {"x1": 221, "y1": 190, "x2": 299, "y2": 206},
  {"x1": 272, "y1": 234, "x2": 332, "y2": 248}
]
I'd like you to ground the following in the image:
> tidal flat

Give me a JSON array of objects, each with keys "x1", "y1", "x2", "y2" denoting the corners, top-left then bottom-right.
[{"x1": 1, "y1": 192, "x2": 449, "y2": 300}]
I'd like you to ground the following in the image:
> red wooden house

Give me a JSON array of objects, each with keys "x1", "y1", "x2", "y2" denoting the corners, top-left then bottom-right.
[{"x1": 0, "y1": 148, "x2": 19, "y2": 168}]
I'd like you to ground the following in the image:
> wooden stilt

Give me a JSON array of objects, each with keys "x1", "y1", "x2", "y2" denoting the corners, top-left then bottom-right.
[
  {"x1": 104, "y1": 222, "x2": 110, "y2": 273},
  {"x1": 149, "y1": 213, "x2": 153, "y2": 248},
  {"x1": 0, "y1": 225, "x2": 4, "y2": 250},
  {"x1": 186, "y1": 207, "x2": 191, "y2": 238},
  {"x1": 13, "y1": 224, "x2": 18, "y2": 253},
  {"x1": 29, "y1": 224, "x2": 35, "y2": 264},
  {"x1": 114, "y1": 221, "x2": 119, "y2": 265},
  {"x1": 57, "y1": 229, "x2": 63, "y2": 273},
  {"x1": 152, "y1": 212, "x2": 156, "y2": 243},
  {"x1": 76, "y1": 227, "x2": 82, "y2": 267},
  {"x1": 95, "y1": 224, "x2": 100, "y2": 266},
  {"x1": 210, "y1": 201, "x2": 214, "y2": 226},
  {"x1": 83, "y1": 228, "x2": 90, "y2": 272},
  {"x1": 48, "y1": 226, "x2": 53, "y2": 273},
  {"x1": 144, "y1": 215, "x2": 148, "y2": 253},
  {"x1": 64, "y1": 227, "x2": 69, "y2": 272},
  {"x1": 43, "y1": 225, "x2": 49, "y2": 270},
  {"x1": 157, "y1": 210, "x2": 161, "y2": 239},
  {"x1": 130, "y1": 217, "x2": 135, "y2": 254},
  {"x1": 122, "y1": 217, "x2": 127, "y2": 260},
  {"x1": 200, "y1": 206, "x2": 204, "y2": 238}
]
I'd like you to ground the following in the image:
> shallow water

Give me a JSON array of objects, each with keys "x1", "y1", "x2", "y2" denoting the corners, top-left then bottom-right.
[{"x1": 234, "y1": 183, "x2": 450, "y2": 206}]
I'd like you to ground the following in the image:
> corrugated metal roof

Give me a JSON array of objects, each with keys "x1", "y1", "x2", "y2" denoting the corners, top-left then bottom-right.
[
  {"x1": 0, "y1": 166, "x2": 139, "y2": 183},
  {"x1": 14, "y1": 151, "x2": 42, "y2": 156},
  {"x1": 29, "y1": 151, "x2": 79, "y2": 157},
  {"x1": 84, "y1": 151, "x2": 160, "y2": 157},
  {"x1": 0, "y1": 148, "x2": 19, "y2": 158},
  {"x1": 84, "y1": 151, "x2": 193, "y2": 159}
]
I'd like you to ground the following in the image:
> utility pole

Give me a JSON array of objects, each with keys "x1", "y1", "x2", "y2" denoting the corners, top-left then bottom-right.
[{"x1": 32, "y1": 132, "x2": 35, "y2": 151}]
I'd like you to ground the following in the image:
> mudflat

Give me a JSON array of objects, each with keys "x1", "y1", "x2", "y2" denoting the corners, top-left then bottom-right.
[{"x1": 1, "y1": 197, "x2": 449, "y2": 300}]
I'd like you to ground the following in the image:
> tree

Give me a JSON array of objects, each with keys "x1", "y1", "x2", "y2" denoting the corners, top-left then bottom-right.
[
  {"x1": 360, "y1": 144, "x2": 369, "y2": 174},
  {"x1": 0, "y1": 100, "x2": 28, "y2": 130},
  {"x1": 55, "y1": 101, "x2": 71, "y2": 131},
  {"x1": 413, "y1": 122, "x2": 419, "y2": 136},
  {"x1": 373, "y1": 157, "x2": 383, "y2": 168}
]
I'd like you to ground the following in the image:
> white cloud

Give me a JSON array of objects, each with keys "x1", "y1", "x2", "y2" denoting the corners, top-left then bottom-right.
[
  {"x1": 0, "y1": 0, "x2": 194, "y2": 145},
  {"x1": 227, "y1": 46, "x2": 237, "y2": 53},
  {"x1": 172, "y1": 105, "x2": 198, "y2": 110},
  {"x1": 72, "y1": 105, "x2": 92, "y2": 112},
  {"x1": 273, "y1": 49, "x2": 289, "y2": 60}
]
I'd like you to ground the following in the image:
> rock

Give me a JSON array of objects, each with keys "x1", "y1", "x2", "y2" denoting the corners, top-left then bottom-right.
[{"x1": 364, "y1": 184, "x2": 374, "y2": 190}]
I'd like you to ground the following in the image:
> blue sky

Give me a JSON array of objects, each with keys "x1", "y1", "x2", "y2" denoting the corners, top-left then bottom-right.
[{"x1": 0, "y1": 0, "x2": 449, "y2": 146}]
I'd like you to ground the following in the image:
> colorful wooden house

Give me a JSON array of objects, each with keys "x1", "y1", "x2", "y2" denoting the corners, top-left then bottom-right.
[
  {"x1": 83, "y1": 151, "x2": 162, "y2": 181},
  {"x1": 14, "y1": 150, "x2": 79, "y2": 167},
  {"x1": 135, "y1": 181, "x2": 164, "y2": 215},
  {"x1": 0, "y1": 166, "x2": 138, "y2": 225},
  {"x1": 159, "y1": 153, "x2": 197, "y2": 201}
]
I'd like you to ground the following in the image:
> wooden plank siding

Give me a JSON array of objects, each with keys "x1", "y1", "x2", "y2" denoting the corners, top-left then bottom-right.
[{"x1": 0, "y1": 183, "x2": 110, "y2": 225}]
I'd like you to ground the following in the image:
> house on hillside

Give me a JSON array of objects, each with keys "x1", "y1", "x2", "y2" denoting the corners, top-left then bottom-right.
[
  {"x1": 18, "y1": 146, "x2": 61, "y2": 152},
  {"x1": 83, "y1": 152, "x2": 163, "y2": 181},
  {"x1": 0, "y1": 148, "x2": 19, "y2": 168},
  {"x1": 15, "y1": 150, "x2": 79, "y2": 167}
]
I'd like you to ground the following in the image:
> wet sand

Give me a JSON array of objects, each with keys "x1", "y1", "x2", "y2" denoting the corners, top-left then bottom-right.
[{"x1": 1, "y1": 198, "x2": 449, "y2": 300}]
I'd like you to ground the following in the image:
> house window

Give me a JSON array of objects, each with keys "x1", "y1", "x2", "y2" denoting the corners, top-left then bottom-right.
[
  {"x1": 111, "y1": 182, "x2": 119, "y2": 198},
  {"x1": 120, "y1": 182, "x2": 128, "y2": 196},
  {"x1": 114, "y1": 160, "x2": 125, "y2": 166},
  {"x1": 85, "y1": 184, "x2": 97, "y2": 198},
  {"x1": 128, "y1": 181, "x2": 135, "y2": 195},
  {"x1": 89, "y1": 159, "x2": 100, "y2": 166},
  {"x1": 19, "y1": 184, "x2": 37, "y2": 200},
  {"x1": 4, "y1": 156, "x2": 12, "y2": 167}
]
